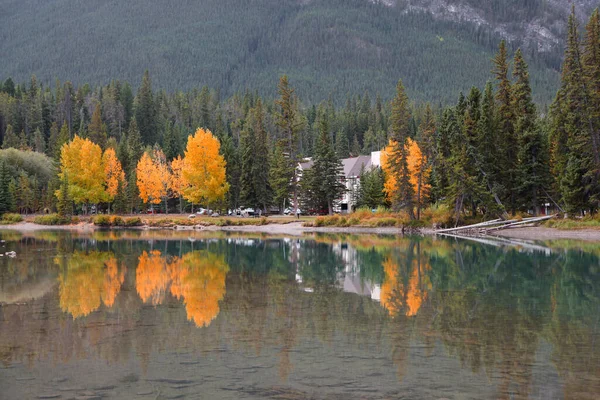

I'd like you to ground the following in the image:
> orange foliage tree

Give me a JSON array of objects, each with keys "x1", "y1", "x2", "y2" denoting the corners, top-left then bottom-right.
[
  {"x1": 136, "y1": 153, "x2": 165, "y2": 211},
  {"x1": 170, "y1": 155, "x2": 186, "y2": 213},
  {"x1": 102, "y1": 147, "x2": 126, "y2": 213},
  {"x1": 181, "y1": 128, "x2": 229, "y2": 207},
  {"x1": 382, "y1": 138, "x2": 431, "y2": 219}
]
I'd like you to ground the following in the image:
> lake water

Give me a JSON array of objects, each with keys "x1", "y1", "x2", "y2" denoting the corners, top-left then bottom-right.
[{"x1": 0, "y1": 230, "x2": 599, "y2": 399}]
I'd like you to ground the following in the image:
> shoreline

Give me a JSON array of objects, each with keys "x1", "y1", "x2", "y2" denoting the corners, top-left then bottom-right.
[{"x1": 1, "y1": 221, "x2": 599, "y2": 241}]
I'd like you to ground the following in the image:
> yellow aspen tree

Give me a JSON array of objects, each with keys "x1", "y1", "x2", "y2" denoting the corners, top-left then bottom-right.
[
  {"x1": 103, "y1": 147, "x2": 126, "y2": 213},
  {"x1": 382, "y1": 138, "x2": 430, "y2": 219},
  {"x1": 381, "y1": 141, "x2": 397, "y2": 204},
  {"x1": 406, "y1": 138, "x2": 431, "y2": 220},
  {"x1": 170, "y1": 155, "x2": 187, "y2": 213},
  {"x1": 152, "y1": 148, "x2": 172, "y2": 214},
  {"x1": 56, "y1": 135, "x2": 107, "y2": 211},
  {"x1": 136, "y1": 152, "x2": 163, "y2": 210},
  {"x1": 182, "y1": 128, "x2": 229, "y2": 207}
]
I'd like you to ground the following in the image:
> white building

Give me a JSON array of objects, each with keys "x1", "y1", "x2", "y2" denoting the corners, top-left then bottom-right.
[{"x1": 298, "y1": 151, "x2": 381, "y2": 213}]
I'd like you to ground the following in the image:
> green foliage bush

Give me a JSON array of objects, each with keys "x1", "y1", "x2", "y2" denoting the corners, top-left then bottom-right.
[
  {"x1": 92, "y1": 215, "x2": 112, "y2": 226},
  {"x1": 33, "y1": 213, "x2": 71, "y2": 225},
  {"x1": 1, "y1": 213, "x2": 22, "y2": 224},
  {"x1": 124, "y1": 217, "x2": 143, "y2": 227},
  {"x1": 374, "y1": 218, "x2": 398, "y2": 227}
]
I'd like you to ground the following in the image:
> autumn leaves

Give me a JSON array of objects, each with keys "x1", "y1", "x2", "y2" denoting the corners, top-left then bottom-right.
[
  {"x1": 57, "y1": 128, "x2": 228, "y2": 212},
  {"x1": 58, "y1": 249, "x2": 229, "y2": 328}
]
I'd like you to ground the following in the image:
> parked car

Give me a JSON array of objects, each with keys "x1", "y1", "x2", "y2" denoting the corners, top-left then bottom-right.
[
  {"x1": 284, "y1": 208, "x2": 302, "y2": 215},
  {"x1": 241, "y1": 207, "x2": 255, "y2": 217},
  {"x1": 196, "y1": 208, "x2": 208, "y2": 215}
]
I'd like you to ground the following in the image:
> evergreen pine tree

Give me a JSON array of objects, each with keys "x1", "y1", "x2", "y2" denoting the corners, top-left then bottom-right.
[
  {"x1": 335, "y1": 129, "x2": 350, "y2": 158},
  {"x1": 303, "y1": 113, "x2": 345, "y2": 214},
  {"x1": 275, "y1": 75, "x2": 303, "y2": 212},
  {"x1": 350, "y1": 133, "x2": 361, "y2": 157},
  {"x1": 0, "y1": 161, "x2": 14, "y2": 215},
  {"x1": 270, "y1": 142, "x2": 292, "y2": 213},
  {"x1": 251, "y1": 99, "x2": 272, "y2": 213},
  {"x1": 2, "y1": 125, "x2": 19, "y2": 149},
  {"x1": 135, "y1": 70, "x2": 157, "y2": 145},
  {"x1": 47, "y1": 122, "x2": 59, "y2": 158},
  {"x1": 513, "y1": 48, "x2": 551, "y2": 214},
  {"x1": 551, "y1": 8, "x2": 594, "y2": 214},
  {"x1": 88, "y1": 105, "x2": 108, "y2": 148},
  {"x1": 33, "y1": 128, "x2": 45, "y2": 153},
  {"x1": 56, "y1": 174, "x2": 72, "y2": 216},
  {"x1": 239, "y1": 122, "x2": 257, "y2": 208},
  {"x1": 55, "y1": 122, "x2": 70, "y2": 161},
  {"x1": 358, "y1": 166, "x2": 386, "y2": 209},
  {"x1": 127, "y1": 118, "x2": 144, "y2": 166},
  {"x1": 493, "y1": 40, "x2": 518, "y2": 213},
  {"x1": 387, "y1": 80, "x2": 415, "y2": 218}
]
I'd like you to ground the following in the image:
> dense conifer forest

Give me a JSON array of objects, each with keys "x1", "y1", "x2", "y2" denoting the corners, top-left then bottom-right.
[
  {"x1": 0, "y1": 7, "x2": 599, "y2": 225},
  {"x1": 0, "y1": 0, "x2": 571, "y2": 104}
]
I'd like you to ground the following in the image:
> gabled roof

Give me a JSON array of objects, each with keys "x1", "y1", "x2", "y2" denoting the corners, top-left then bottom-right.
[{"x1": 300, "y1": 152, "x2": 379, "y2": 178}]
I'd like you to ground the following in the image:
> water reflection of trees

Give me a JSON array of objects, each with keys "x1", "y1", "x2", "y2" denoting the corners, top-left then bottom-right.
[
  {"x1": 57, "y1": 251, "x2": 125, "y2": 318},
  {"x1": 0, "y1": 233, "x2": 599, "y2": 398}
]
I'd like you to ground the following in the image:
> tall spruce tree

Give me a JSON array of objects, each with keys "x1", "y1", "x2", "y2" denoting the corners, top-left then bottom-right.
[
  {"x1": 88, "y1": 105, "x2": 107, "y2": 148},
  {"x1": 582, "y1": 8, "x2": 600, "y2": 205},
  {"x1": 270, "y1": 142, "x2": 292, "y2": 213},
  {"x1": 513, "y1": 49, "x2": 551, "y2": 215},
  {"x1": 251, "y1": 99, "x2": 272, "y2": 213},
  {"x1": 275, "y1": 76, "x2": 303, "y2": 212},
  {"x1": 2, "y1": 125, "x2": 18, "y2": 149},
  {"x1": 303, "y1": 113, "x2": 345, "y2": 215},
  {"x1": 357, "y1": 166, "x2": 386, "y2": 209},
  {"x1": 493, "y1": 40, "x2": 518, "y2": 213},
  {"x1": 135, "y1": 70, "x2": 157, "y2": 145},
  {"x1": 0, "y1": 161, "x2": 13, "y2": 214},
  {"x1": 387, "y1": 80, "x2": 415, "y2": 218},
  {"x1": 551, "y1": 8, "x2": 594, "y2": 214}
]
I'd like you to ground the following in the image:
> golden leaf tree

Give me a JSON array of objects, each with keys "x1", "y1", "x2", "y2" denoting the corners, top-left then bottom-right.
[
  {"x1": 181, "y1": 128, "x2": 229, "y2": 207},
  {"x1": 56, "y1": 136, "x2": 107, "y2": 210},
  {"x1": 136, "y1": 152, "x2": 165, "y2": 211},
  {"x1": 102, "y1": 147, "x2": 126, "y2": 213},
  {"x1": 382, "y1": 138, "x2": 430, "y2": 219},
  {"x1": 170, "y1": 155, "x2": 187, "y2": 213}
]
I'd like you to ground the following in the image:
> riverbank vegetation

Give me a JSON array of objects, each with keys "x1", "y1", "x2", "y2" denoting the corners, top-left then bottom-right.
[{"x1": 0, "y1": 8, "x2": 598, "y2": 229}]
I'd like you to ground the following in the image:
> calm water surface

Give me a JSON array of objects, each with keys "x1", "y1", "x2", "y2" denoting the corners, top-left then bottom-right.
[{"x1": 0, "y1": 230, "x2": 599, "y2": 399}]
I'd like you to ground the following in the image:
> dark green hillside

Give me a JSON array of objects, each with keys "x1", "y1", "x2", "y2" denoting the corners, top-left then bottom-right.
[{"x1": 0, "y1": 0, "x2": 560, "y2": 103}]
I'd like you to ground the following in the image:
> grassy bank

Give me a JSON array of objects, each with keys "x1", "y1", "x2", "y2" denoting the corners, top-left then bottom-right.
[
  {"x1": 543, "y1": 216, "x2": 600, "y2": 230},
  {"x1": 303, "y1": 206, "x2": 454, "y2": 229}
]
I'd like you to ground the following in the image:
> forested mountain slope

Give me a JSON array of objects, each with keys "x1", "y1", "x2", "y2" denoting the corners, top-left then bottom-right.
[{"x1": 0, "y1": 0, "x2": 593, "y2": 103}]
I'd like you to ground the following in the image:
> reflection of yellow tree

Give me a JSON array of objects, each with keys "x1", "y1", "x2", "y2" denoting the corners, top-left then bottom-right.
[
  {"x1": 57, "y1": 251, "x2": 124, "y2": 318},
  {"x1": 136, "y1": 250, "x2": 169, "y2": 305},
  {"x1": 135, "y1": 250, "x2": 229, "y2": 327},
  {"x1": 381, "y1": 257, "x2": 430, "y2": 317},
  {"x1": 102, "y1": 258, "x2": 125, "y2": 307},
  {"x1": 170, "y1": 252, "x2": 229, "y2": 328}
]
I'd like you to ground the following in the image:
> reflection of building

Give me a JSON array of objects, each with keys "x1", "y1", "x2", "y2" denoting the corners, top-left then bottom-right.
[
  {"x1": 298, "y1": 151, "x2": 382, "y2": 213},
  {"x1": 295, "y1": 241, "x2": 381, "y2": 301}
]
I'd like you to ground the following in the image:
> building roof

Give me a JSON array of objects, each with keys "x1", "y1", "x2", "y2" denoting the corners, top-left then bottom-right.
[{"x1": 299, "y1": 151, "x2": 380, "y2": 179}]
